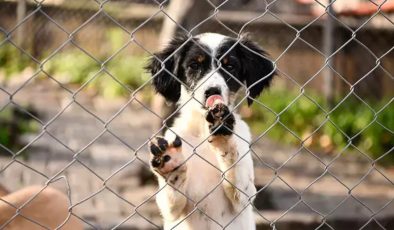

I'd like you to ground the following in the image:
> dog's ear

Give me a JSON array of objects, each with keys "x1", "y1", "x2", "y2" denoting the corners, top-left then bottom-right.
[
  {"x1": 145, "y1": 35, "x2": 188, "y2": 103},
  {"x1": 239, "y1": 37, "x2": 276, "y2": 106}
]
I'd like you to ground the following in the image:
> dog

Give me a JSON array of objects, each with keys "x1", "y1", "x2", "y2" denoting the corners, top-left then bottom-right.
[
  {"x1": 0, "y1": 185, "x2": 82, "y2": 230},
  {"x1": 146, "y1": 32, "x2": 275, "y2": 230}
]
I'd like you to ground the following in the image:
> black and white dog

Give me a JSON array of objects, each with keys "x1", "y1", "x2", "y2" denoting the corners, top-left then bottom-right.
[{"x1": 146, "y1": 33, "x2": 275, "y2": 229}]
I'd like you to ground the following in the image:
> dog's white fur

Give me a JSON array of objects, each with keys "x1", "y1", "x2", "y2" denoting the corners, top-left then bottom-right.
[
  {"x1": 151, "y1": 33, "x2": 258, "y2": 230},
  {"x1": 159, "y1": 116, "x2": 256, "y2": 230}
]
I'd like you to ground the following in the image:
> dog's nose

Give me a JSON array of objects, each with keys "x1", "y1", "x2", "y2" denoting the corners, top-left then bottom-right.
[{"x1": 204, "y1": 87, "x2": 221, "y2": 98}]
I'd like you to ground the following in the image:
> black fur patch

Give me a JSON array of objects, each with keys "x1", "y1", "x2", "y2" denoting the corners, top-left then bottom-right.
[
  {"x1": 238, "y1": 38, "x2": 276, "y2": 105},
  {"x1": 216, "y1": 39, "x2": 244, "y2": 93},
  {"x1": 216, "y1": 38, "x2": 276, "y2": 106},
  {"x1": 182, "y1": 42, "x2": 212, "y2": 90},
  {"x1": 145, "y1": 35, "x2": 191, "y2": 102}
]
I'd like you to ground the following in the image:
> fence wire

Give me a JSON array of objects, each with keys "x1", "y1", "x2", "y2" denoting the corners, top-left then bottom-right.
[{"x1": 0, "y1": 0, "x2": 393, "y2": 229}]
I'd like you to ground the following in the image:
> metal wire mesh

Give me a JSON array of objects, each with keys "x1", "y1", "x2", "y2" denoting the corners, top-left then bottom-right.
[{"x1": 0, "y1": 0, "x2": 393, "y2": 229}]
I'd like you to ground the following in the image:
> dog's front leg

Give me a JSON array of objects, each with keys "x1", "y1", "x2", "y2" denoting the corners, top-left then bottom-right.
[
  {"x1": 205, "y1": 104, "x2": 255, "y2": 212},
  {"x1": 149, "y1": 135, "x2": 187, "y2": 221}
]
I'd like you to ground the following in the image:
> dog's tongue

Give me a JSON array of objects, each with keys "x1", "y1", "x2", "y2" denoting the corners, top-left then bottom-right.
[{"x1": 206, "y1": 95, "x2": 223, "y2": 108}]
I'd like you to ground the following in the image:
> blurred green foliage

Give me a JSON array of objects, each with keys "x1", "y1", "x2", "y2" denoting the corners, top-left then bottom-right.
[
  {"x1": 0, "y1": 40, "x2": 31, "y2": 76},
  {"x1": 45, "y1": 28, "x2": 149, "y2": 98},
  {"x1": 44, "y1": 52, "x2": 148, "y2": 97},
  {"x1": 0, "y1": 107, "x2": 39, "y2": 156},
  {"x1": 0, "y1": 29, "x2": 149, "y2": 98},
  {"x1": 246, "y1": 89, "x2": 394, "y2": 164}
]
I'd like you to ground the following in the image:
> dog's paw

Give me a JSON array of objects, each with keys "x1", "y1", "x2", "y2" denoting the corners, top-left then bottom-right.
[
  {"x1": 149, "y1": 136, "x2": 183, "y2": 175},
  {"x1": 205, "y1": 103, "x2": 235, "y2": 136}
]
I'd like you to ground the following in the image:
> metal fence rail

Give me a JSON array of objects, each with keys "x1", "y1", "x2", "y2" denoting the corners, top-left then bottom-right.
[{"x1": 0, "y1": 0, "x2": 393, "y2": 229}]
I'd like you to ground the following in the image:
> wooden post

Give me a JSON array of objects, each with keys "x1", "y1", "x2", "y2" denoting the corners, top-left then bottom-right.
[
  {"x1": 16, "y1": 0, "x2": 27, "y2": 48},
  {"x1": 323, "y1": 0, "x2": 335, "y2": 108}
]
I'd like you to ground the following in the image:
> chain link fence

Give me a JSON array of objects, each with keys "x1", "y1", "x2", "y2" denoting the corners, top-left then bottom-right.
[{"x1": 0, "y1": 0, "x2": 393, "y2": 229}]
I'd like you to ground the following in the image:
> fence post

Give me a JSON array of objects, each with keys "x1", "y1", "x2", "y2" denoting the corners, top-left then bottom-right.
[
  {"x1": 16, "y1": 0, "x2": 27, "y2": 48},
  {"x1": 323, "y1": 0, "x2": 335, "y2": 108}
]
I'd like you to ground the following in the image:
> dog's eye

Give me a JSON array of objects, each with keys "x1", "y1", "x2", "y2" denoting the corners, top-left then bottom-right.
[
  {"x1": 224, "y1": 64, "x2": 235, "y2": 71},
  {"x1": 188, "y1": 62, "x2": 199, "y2": 70}
]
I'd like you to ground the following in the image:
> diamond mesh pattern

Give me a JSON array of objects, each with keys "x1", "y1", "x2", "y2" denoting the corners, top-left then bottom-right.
[{"x1": 0, "y1": 0, "x2": 393, "y2": 229}]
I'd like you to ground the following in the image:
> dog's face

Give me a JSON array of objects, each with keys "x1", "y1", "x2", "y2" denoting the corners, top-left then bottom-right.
[{"x1": 146, "y1": 33, "x2": 275, "y2": 112}]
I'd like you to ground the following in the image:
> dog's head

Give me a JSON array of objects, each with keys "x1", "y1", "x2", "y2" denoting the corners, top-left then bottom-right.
[{"x1": 146, "y1": 33, "x2": 275, "y2": 111}]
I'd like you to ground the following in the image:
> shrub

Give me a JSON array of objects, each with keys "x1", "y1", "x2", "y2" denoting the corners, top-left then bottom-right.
[
  {"x1": 0, "y1": 106, "x2": 39, "y2": 156},
  {"x1": 246, "y1": 89, "x2": 394, "y2": 165},
  {"x1": 44, "y1": 27, "x2": 150, "y2": 98},
  {"x1": 0, "y1": 38, "x2": 31, "y2": 76},
  {"x1": 44, "y1": 52, "x2": 149, "y2": 97}
]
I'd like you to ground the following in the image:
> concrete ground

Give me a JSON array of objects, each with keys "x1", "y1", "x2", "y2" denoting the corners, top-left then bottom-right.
[{"x1": 0, "y1": 77, "x2": 393, "y2": 229}]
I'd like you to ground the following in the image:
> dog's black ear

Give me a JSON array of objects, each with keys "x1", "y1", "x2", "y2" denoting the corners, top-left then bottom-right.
[
  {"x1": 239, "y1": 38, "x2": 276, "y2": 106},
  {"x1": 145, "y1": 35, "x2": 188, "y2": 103}
]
